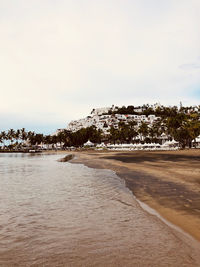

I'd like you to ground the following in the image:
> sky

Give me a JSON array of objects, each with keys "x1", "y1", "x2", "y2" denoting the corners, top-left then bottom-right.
[{"x1": 0, "y1": 0, "x2": 200, "y2": 134}]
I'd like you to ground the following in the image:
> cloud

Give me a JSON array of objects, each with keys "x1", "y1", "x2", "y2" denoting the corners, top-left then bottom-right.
[
  {"x1": 179, "y1": 63, "x2": 200, "y2": 70},
  {"x1": 0, "y1": 0, "x2": 200, "y2": 132}
]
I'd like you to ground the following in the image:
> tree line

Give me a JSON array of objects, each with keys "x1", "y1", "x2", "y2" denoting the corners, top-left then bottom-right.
[
  {"x1": 1, "y1": 106, "x2": 200, "y2": 150},
  {"x1": 0, "y1": 127, "x2": 102, "y2": 150},
  {"x1": 107, "y1": 104, "x2": 200, "y2": 117}
]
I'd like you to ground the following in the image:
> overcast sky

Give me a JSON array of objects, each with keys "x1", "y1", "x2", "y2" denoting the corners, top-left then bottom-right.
[{"x1": 0, "y1": 0, "x2": 200, "y2": 133}]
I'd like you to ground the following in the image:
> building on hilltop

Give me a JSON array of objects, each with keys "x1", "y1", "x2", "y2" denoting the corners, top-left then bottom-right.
[
  {"x1": 66, "y1": 107, "x2": 161, "y2": 136},
  {"x1": 91, "y1": 105, "x2": 116, "y2": 116}
]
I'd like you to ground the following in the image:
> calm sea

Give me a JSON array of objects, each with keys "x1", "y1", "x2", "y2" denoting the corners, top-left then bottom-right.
[{"x1": 0, "y1": 153, "x2": 200, "y2": 266}]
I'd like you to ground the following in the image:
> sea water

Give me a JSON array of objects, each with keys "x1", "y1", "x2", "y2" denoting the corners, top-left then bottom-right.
[{"x1": 0, "y1": 153, "x2": 200, "y2": 266}]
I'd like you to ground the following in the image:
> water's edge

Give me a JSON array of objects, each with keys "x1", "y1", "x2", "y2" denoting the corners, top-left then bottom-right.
[
  {"x1": 68, "y1": 154, "x2": 200, "y2": 246},
  {"x1": 1, "y1": 152, "x2": 200, "y2": 266}
]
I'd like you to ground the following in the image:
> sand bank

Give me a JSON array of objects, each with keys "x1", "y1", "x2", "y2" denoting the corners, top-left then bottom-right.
[{"x1": 71, "y1": 149, "x2": 200, "y2": 241}]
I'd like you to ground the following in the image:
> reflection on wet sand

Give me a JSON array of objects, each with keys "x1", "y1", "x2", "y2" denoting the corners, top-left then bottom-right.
[{"x1": 72, "y1": 150, "x2": 200, "y2": 241}]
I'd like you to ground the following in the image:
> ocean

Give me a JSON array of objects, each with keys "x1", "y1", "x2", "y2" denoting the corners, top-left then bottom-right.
[{"x1": 0, "y1": 153, "x2": 200, "y2": 266}]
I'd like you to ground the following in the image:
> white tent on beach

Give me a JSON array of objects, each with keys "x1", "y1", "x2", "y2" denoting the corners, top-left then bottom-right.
[
  {"x1": 192, "y1": 136, "x2": 200, "y2": 147},
  {"x1": 96, "y1": 142, "x2": 107, "y2": 150},
  {"x1": 84, "y1": 140, "x2": 95, "y2": 147},
  {"x1": 161, "y1": 140, "x2": 179, "y2": 150},
  {"x1": 98, "y1": 142, "x2": 106, "y2": 147}
]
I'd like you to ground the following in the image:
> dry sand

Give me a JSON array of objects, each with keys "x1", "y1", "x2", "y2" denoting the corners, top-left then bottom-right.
[{"x1": 71, "y1": 149, "x2": 200, "y2": 241}]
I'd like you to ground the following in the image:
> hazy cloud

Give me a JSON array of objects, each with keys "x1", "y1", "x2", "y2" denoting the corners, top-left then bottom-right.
[
  {"x1": 0, "y1": 0, "x2": 200, "y2": 132},
  {"x1": 179, "y1": 63, "x2": 200, "y2": 70}
]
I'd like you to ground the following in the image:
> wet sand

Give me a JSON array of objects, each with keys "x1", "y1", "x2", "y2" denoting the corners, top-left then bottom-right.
[{"x1": 71, "y1": 149, "x2": 200, "y2": 241}]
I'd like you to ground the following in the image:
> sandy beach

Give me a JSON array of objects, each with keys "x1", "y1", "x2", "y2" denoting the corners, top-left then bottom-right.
[{"x1": 71, "y1": 149, "x2": 200, "y2": 241}]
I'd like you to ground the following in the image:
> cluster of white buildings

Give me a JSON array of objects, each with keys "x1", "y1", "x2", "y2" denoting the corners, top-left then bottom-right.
[
  {"x1": 66, "y1": 107, "x2": 161, "y2": 135},
  {"x1": 52, "y1": 105, "x2": 200, "y2": 151}
]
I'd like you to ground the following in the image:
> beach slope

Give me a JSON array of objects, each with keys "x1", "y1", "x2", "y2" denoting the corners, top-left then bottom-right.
[{"x1": 72, "y1": 149, "x2": 200, "y2": 241}]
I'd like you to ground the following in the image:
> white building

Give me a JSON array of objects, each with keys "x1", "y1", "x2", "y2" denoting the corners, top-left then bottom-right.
[
  {"x1": 66, "y1": 107, "x2": 161, "y2": 135},
  {"x1": 91, "y1": 105, "x2": 116, "y2": 116}
]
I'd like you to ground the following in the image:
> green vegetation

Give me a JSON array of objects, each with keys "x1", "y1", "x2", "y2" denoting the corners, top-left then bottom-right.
[
  {"x1": 106, "y1": 104, "x2": 200, "y2": 148},
  {"x1": 0, "y1": 126, "x2": 102, "y2": 150},
  {"x1": 0, "y1": 105, "x2": 200, "y2": 150}
]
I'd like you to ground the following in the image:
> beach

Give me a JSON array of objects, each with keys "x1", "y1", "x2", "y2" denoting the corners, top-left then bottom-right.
[
  {"x1": 1, "y1": 152, "x2": 200, "y2": 266},
  {"x1": 71, "y1": 149, "x2": 200, "y2": 241}
]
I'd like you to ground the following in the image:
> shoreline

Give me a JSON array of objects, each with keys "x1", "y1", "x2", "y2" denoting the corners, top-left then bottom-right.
[
  {"x1": 2, "y1": 151, "x2": 200, "y2": 266},
  {"x1": 70, "y1": 149, "x2": 200, "y2": 242}
]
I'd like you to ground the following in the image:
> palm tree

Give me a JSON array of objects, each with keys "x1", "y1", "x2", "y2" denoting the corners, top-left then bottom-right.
[
  {"x1": 26, "y1": 131, "x2": 35, "y2": 146},
  {"x1": 109, "y1": 126, "x2": 119, "y2": 144},
  {"x1": 20, "y1": 128, "x2": 27, "y2": 143},
  {"x1": 28, "y1": 132, "x2": 36, "y2": 146},
  {"x1": 15, "y1": 129, "x2": 21, "y2": 140},
  {"x1": 138, "y1": 122, "x2": 148, "y2": 142},
  {"x1": 148, "y1": 126, "x2": 155, "y2": 141},
  {"x1": 51, "y1": 135, "x2": 58, "y2": 149},
  {"x1": 0, "y1": 133, "x2": 3, "y2": 148},
  {"x1": 14, "y1": 129, "x2": 21, "y2": 147},
  {"x1": 0, "y1": 131, "x2": 7, "y2": 148},
  {"x1": 44, "y1": 135, "x2": 52, "y2": 149},
  {"x1": 7, "y1": 129, "x2": 15, "y2": 146},
  {"x1": 127, "y1": 121, "x2": 138, "y2": 143},
  {"x1": 35, "y1": 134, "x2": 44, "y2": 146},
  {"x1": 57, "y1": 131, "x2": 65, "y2": 148}
]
